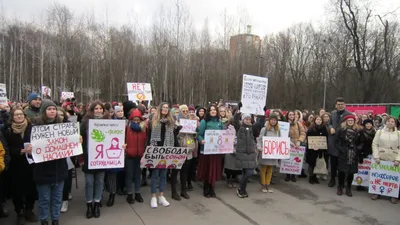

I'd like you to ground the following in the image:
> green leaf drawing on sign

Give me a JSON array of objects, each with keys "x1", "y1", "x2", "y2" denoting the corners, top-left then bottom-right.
[{"x1": 91, "y1": 129, "x2": 105, "y2": 142}]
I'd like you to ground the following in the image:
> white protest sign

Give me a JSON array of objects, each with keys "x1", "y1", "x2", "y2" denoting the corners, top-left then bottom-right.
[
  {"x1": 278, "y1": 121, "x2": 290, "y2": 137},
  {"x1": 140, "y1": 146, "x2": 189, "y2": 169},
  {"x1": 240, "y1": 74, "x2": 268, "y2": 115},
  {"x1": 262, "y1": 136, "x2": 291, "y2": 159},
  {"x1": 0, "y1": 83, "x2": 7, "y2": 105},
  {"x1": 352, "y1": 156, "x2": 372, "y2": 187},
  {"x1": 179, "y1": 119, "x2": 197, "y2": 134},
  {"x1": 204, "y1": 129, "x2": 235, "y2": 154},
  {"x1": 41, "y1": 86, "x2": 51, "y2": 98},
  {"x1": 68, "y1": 115, "x2": 78, "y2": 123},
  {"x1": 30, "y1": 122, "x2": 83, "y2": 163},
  {"x1": 88, "y1": 119, "x2": 126, "y2": 169},
  {"x1": 127, "y1": 83, "x2": 152, "y2": 101},
  {"x1": 61, "y1": 92, "x2": 74, "y2": 100},
  {"x1": 368, "y1": 159, "x2": 400, "y2": 198},
  {"x1": 280, "y1": 146, "x2": 306, "y2": 175}
]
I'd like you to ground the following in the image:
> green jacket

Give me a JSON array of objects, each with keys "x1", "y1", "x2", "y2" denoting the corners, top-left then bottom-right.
[
  {"x1": 24, "y1": 107, "x2": 40, "y2": 119},
  {"x1": 197, "y1": 117, "x2": 223, "y2": 153}
]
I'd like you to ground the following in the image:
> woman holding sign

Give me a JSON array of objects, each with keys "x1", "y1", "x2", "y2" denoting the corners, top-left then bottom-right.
[
  {"x1": 286, "y1": 111, "x2": 306, "y2": 182},
  {"x1": 371, "y1": 116, "x2": 400, "y2": 204}
]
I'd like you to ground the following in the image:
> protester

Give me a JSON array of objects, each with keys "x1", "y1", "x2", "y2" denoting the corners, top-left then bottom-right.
[
  {"x1": 24, "y1": 93, "x2": 42, "y2": 119},
  {"x1": 222, "y1": 107, "x2": 240, "y2": 188}
]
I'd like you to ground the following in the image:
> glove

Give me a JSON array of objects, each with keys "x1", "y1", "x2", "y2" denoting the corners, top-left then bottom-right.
[
  {"x1": 238, "y1": 102, "x2": 243, "y2": 110},
  {"x1": 176, "y1": 125, "x2": 183, "y2": 132},
  {"x1": 375, "y1": 158, "x2": 380, "y2": 164},
  {"x1": 296, "y1": 141, "x2": 301, "y2": 147}
]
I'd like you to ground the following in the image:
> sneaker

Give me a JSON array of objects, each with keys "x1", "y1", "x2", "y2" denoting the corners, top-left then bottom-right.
[
  {"x1": 60, "y1": 201, "x2": 68, "y2": 213},
  {"x1": 266, "y1": 185, "x2": 274, "y2": 193},
  {"x1": 261, "y1": 185, "x2": 268, "y2": 193},
  {"x1": 237, "y1": 189, "x2": 245, "y2": 198},
  {"x1": 150, "y1": 197, "x2": 158, "y2": 209},
  {"x1": 371, "y1": 194, "x2": 379, "y2": 200},
  {"x1": 243, "y1": 190, "x2": 249, "y2": 198},
  {"x1": 158, "y1": 196, "x2": 170, "y2": 207}
]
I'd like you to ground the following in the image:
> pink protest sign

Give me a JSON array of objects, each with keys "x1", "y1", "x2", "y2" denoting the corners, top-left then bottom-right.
[
  {"x1": 140, "y1": 146, "x2": 189, "y2": 169},
  {"x1": 203, "y1": 130, "x2": 235, "y2": 154},
  {"x1": 279, "y1": 146, "x2": 305, "y2": 175}
]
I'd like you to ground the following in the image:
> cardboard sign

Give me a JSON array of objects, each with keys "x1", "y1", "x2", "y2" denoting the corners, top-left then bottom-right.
[
  {"x1": 179, "y1": 119, "x2": 197, "y2": 134},
  {"x1": 278, "y1": 121, "x2": 290, "y2": 137},
  {"x1": 240, "y1": 74, "x2": 268, "y2": 115},
  {"x1": 30, "y1": 122, "x2": 83, "y2": 163},
  {"x1": 262, "y1": 136, "x2": 291, "y2": 159},
  {"x1": 88, "y1": 119, "x2": 126, "y2": 169},
  {"x1": 352, "y1": 156, "x2": 372, "y2": 187},
  {"x1": 307, "y1": 136, "x2": 328, "y2": 150},
  {"x1": 140, "y1": 146, "x2": 189, "y2": 169},
  {"x1": 368, "y1": 159, "x2": 400, "y2": 198},
  {"x1": 61, "y1": 92, "x2": 74, "y2": 100},
  {"x1": 203, "y1": 129, "x2": 235, "y2": 154},
  {"x1": 280, "y1": 146, "x2": 306, "y2": 175},
  {"x1": 127, "y1": 83, "x2": 152, "y2": 101},
  {"x1": 0, "y1": 83, "x2": 7, "y2": 105},
  {"x1": 41, "y1": 86, "x2": 51, "y2": 98}
]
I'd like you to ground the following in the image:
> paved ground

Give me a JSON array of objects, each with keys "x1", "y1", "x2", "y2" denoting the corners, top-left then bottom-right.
[{"x1": 1, "y1": 171, "x2": 399, "y2": 225}]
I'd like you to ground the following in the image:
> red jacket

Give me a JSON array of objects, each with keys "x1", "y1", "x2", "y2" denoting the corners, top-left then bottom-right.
[{"x1": 125, "y1": 110, "x2": 147, "y2": 158}]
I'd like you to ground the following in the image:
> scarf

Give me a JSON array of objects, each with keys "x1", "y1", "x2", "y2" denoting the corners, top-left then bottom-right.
[
  {"x1": 94, "y1": 114, "x2": 103, "y2": 119},
  {"x1": 220, "y1": 117, "x2": 229, "y2": 124},
  {"x1": 11, "y1": 119, "x2": 28, "y2": 138},
  {"x1": 150, "y1": 118, "x2": 174, "y2": 147},
  {"x1": 130, "y1": 121, "x2": 142, "y2": 132}
]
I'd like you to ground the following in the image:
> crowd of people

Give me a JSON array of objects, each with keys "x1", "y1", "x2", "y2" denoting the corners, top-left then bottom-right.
[{"x1": 0, "y1": 94, "x2": 399, "y2": 225}]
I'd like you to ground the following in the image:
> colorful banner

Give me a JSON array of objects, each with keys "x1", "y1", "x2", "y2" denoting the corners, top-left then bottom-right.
[
  {"x1": 0, "y1": 83, "x2": 7, "y2": 105},
  {"x1": 203, "y1": 129, "x2": 235, "y2": 154},
  {"x1": 280, "y1": 146, "x2": 305, "y2": 175},
  {"x1": 240, "y1": 74, "x2": 268, "y2": 115},
  {"x1": 262, "y1": 136, "x2": 291, "y2": 159},
  {"x1": 179, "y1": 119, "x2": 197, "y2": 134},
  {"x1": 61, "y1": 92, "x2": 74, "y2": 100},
  {"x1": 368, "y1": 159, "x2": 400, "y2": 198},
  {"x1": 88, "y1": 119, "x2": 126, "y2": 169},
  {"x1": 390, "y1": 106, "x2": 400, "y2": 118},
  {"x1": 307, "y1": 136, "x2": 328, "y2": 150},
  {"x1": 41, "y1": 86, "x2": 51, "y2": 98},
  {"x1": 352, "y1": 156, "x2": 372, "y2": 187},
  {"x1": 126, "y1": 83, "x2": 152, "y2": 101},
  {"x1": 278, "y1": 121, "x2": 289, "y2": 137},
  {"x1": 140, "y1": 146, "x2": 189, "y2": 169},
  {"x1": 346, "y1": 105, "x2": 386, "y2": 116},
  {"x1": 30, "y1": 122, "x2": 83, "y2": 163}
]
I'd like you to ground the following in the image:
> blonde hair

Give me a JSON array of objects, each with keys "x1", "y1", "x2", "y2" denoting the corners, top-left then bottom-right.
[
  {"x1": 152, "y1": 102, "x2": 175, "y2": 128},
  {"x1": 341, "y1": 120, "x2": 359, "y2": 130},
  {"x1": 266, "y1": 120, "x2": 280, "y2": 135},
  {"x1": 219, "y1": 106, "x2": 231, "y2": 120}
]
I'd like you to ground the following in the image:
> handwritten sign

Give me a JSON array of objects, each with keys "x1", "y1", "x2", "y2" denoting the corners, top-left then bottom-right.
[
  {"x1": 30, "y1": 122, "x2": 83, "y2": 163},
  {"x1": 88, "y1": 119, "x2": 126, "y2": 169},
  {"x1": 262, "y1": 136, "x2": 291, "y2": 159},
  {"x1": 280, "y1": 146, "x2": 305, "y2": 175},
  {"x1": 41, "y1": 86, "x2": 51, "y2": 98},
  {"x1": 61, "y1": 92, "x2": 74, "y2": 100},
  {"x1": 204, "y1": 130, "x2": 235, "y2": 154},
  {"x1": 307, "y1": 136, "x2": 328, "y2": 150},
  {"x1": 278, "y1": 121, "x2": 290, "y2": 137},
  {"x1": 126, "y1": 83, "x2": 152, "y2": 101},
  {"x1": 179, "y1": 119, "x2": 197, "y2": 134},
  {"x1": 0, "y1": 83, "x2": 7, "y2": 105},
  {"x1": 140, "y1": 146, "x2": 188, "y2": 169},
  {"x1": 352, "y1": 156, "x2": 371, "y2": 187},
  {"x1": 368, "y1": 159, "x2": 400, "y2": 198},
  {"x1": 240, "y1": 74, "x2": 268, "y2": 115}
]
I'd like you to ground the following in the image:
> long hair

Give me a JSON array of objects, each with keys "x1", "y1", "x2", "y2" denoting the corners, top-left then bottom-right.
[
  {"x1": 266, "y1": 119, "x2": 280, "y2": 135},
  {"x1": 83, "y1": 100, "x2": 110, "y2": 127},
  {"x1": 341, "y1": 119, "x2": 359, "y2": 130},
  {"x1": 152, "y1": 102, "x2": 175, "y2": 128},
  {"x1": 57, "y1": 106, "x2": 69, "y2": 122},
  {"x1": 309, "y1": 115, "x2": 325, "y2": 132},
  {"x1": 204, "y1": 104, "x2": 219, "y2": 122},
  {"x1": 40, "y1": 105, "x2": 63, "y2": 124},
  {"x1": 219, "y1": 106, "x2": 231, "y2": 120},
  {"x1": 286, "y1": 110, "x2": 296, "y2": 123},
  {"x1": 8, "y1": 108, "x2": 30, "y2": 125},
  {"x1": 322, "y1": 112, "x2": 331, "y2": 125}
]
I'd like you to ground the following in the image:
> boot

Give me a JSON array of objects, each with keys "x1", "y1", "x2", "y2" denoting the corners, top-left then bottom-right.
[
  {"x1": 309, "y1": 176, "x2": 315, "y2": 184},
  {"x1": 107, "y1": 193, "x2": 115, "y2": 207},
  {"x1": 291, "y1": 175, "x2": 297, "y2": 182},
  {"x1": 314, "y1": 175, "x2": 320, "y2": 184},
  {"x1": 86, "y1": 203, "x2": 93, "y2": 219},
  {"x1": 126, "y1": 194, "x2": 134, "y2": 204},
  {"x1": 17, "y1": 210, "x2": 26, "y2": 225},
  {"x1": 135, "y1": 193, "x2": 144, "y2": 203},
  {"x1": 209, "y1": 186, "x2": 216, "y2": 198},
  {"x1": 337, "y1": 186, "x2": 343, "y2": 196},
  {"x1": 284, "y1": 174, "x2": 290, "y2": 182},
  {"x1": 180, "y1": 183, "x2": 190, "y2": 199},
  {"x1": 187, "y1": 182, "x2": 193, "y2": 191},
  {"x1": 24, "y1": 210, "x2": 38, "y2": 222},
  {"x1": 51, "y1": 220, "x2": 59, "y2": 225},
  {"x1": 328, "y1": 179, "x2": 336, "y2": 187},
  {"x1": 171, "y1": 182, "x2": 181, "y2": 201},
  {"x1": 203, "y1": 182, "x2": 211, "y2": 198},
  {"x1": 93, "y1": 202, "x2": 101, "y2": 218},
  {"x1": 346, "y1": 186, "x2": 353, "y2": 197},
  {"x1": 0, "y1": 203, "x2": 8, "y2": 218},
  {"x1": 40, "y1": 221, "x2": 48, "y2": 225}
]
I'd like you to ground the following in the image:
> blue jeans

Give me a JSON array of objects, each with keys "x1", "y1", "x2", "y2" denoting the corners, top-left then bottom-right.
[
  {"x1": 125, "y1": 157, "x2": 141, "y2": 194},
  {"x1": 239, "y1": 168, "x2": 253, "y2": 191},
  {"x1": 36, "y1": 182, "x2": 64, "y2": 221},
  {"x1": 151, "y1": 169, "x2": 167, "y2": 194},
  {"x1": 85, "y1": 171, "x2": 105, "y2": 202}
]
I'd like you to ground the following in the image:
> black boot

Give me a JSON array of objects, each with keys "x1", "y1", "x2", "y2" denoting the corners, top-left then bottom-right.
[
  {"x1": 40, "y1": 221, "x2": 48, "y2": 225},
  {"x1": 93, "y1": 202, "x2": 101, "y2": 218},
  {"x1": 51, "y1": 220, "x2": 59, "y2": 225},
  {"x1": 17, "y1": 210, "x2": 26, "y2": 225},
  {"x1": 291, "y1": 175, "x2": 297, "y2": 182},
  {"x1": 203, "y1": 182, "x2": 211, "y2": 198},
  {"x1": 134, "y1": 193, "x2": 144, "y2": 203},
  {"x1": 299, "y1": 169, "x2": 307, "y2": 178},
  {"x1": 126, "y1": 194, "x2": 134, "y2": 204},
  {"x1": 24, "y1": 210, "x2": 38, "y2": 222},
  {"x1": 107, "y1": 193, "x2": 115, "y2": 207},
  {"x1": 309, "y1": 176, "x2": 315, "y2": 184},
  {"x1": 209, "y1": 186, "x2": 216, "y2": 198},
  {"x1": 337, "y1": 185, "x2": 343, "y2": 196},
  {"x1": 86, "y1": 203, "x2": 93, "y2": 219},
  {"x1": 346, "y1": 186, "x2": 353, "y2": 197},
  {"x1": 284, "y1": 174, "x2": 290, "y2": 182},
  {"x1": 180, "y1": 183, "x2": 190, "y2": 199},
  {"x1": 187, "y1": 182, "x2": 193, "y2": 191},
  {"x1": 171, "y1": 181, "x2": 181, "y2": 201},
  {"x1": 328, "y1": 179, "x2": 336, "y2": 187}
]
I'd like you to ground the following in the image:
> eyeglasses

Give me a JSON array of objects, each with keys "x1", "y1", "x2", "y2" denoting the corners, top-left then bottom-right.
[
  {"x1": 182, "y1": 110, "x2": 188, "y2": 112},
  {"x1": 14, "y1": 113, "x2": 24, "y2": 117}
]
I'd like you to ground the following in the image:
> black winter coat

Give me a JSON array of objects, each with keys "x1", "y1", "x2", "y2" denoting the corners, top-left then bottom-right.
[
  {"x1": 357, "y1": 129, "x2": 375, "y2": 158},
  {"x1": 336, "y1": 127, "x2": 360, "y2": 173}
]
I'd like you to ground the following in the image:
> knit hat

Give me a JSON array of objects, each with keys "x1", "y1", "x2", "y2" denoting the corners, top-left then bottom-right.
[
  {"x1": 40, "y1": 99, "x2": 57, "y2": 114},
  {"x1": 28, "y1": 93, "x2": 41, "y2": 103},
  {"x1": 362, "y1": 119, "x2": 373, "y2": 127},
  {"x1": 114, "y1": 106, "x2": 123, "y2": 113},
  {"x1": 343, "y1": 115, "x2": 356, "y2": 121},
  {"x1": 269, "y1": 113, "x2": 279, "y2": 121},
  {"x1": 188, "y1": 106, "x2": 195, "y2": 112},
  {"x1": 241, "y1": 113, "x2": 251, "y2": 121},
  {"x1": 179, "y1": 104, "x2": 188, "y2": 112}
]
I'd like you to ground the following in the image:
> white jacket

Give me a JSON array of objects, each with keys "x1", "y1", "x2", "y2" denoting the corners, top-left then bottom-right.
[{"x1": 372, "y1": 128, "x2": 400, "y2": 162}]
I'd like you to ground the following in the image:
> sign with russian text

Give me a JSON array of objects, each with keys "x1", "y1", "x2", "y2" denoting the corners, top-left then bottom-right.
[
  {"x1": 41, "y1": 86, "x2": 51, "y2": 98},
  {"x1": 278, "y1": 121, "x2": 289, "y2": 137},
  {"x1": 140, "y1": 146, "x2": 189, "y2": 169},
  {"x1": 30, "y1": 122, "x2": 83, "y2": 163},
  {"x1": 127, "y1": 83, "x2": 152, "y2": 101},
  {"x1": 179, "y1": 119, "x2": 197, "y2": 134},
  {"x1": 61, "y1": 92, "x2": 74, "y2": 100},
  {"x1": 307, "y1": 136, "x2": 328, "y2": 150},
  {"x1": 280, "y1": 146, "x2": 305, "y2": 175},
  {"x1": 352, "y1": 156, "x2": 371, "y2": 187},
  {"x1": 88, "y1": 119, "x2": 126, "y2": 169},
  {"x1": 240, "y1": 74, "x2": 268, "y2": 115},
  {"x1": 262, "y1": 136, "x2": 291, "y2": 159},
  {"x1": 0, "y1": 83, "x2": 7, "y2": 105},
  {"x1": 204, "y1": 129, "x2": 235, "y2": 154},
  {"x1": 368, "y1": 159, "x2": 400, "y2": 198}
]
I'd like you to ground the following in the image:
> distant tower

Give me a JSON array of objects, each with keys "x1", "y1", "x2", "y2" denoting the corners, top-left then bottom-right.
[{"x1": 229, "y1": 25, "x2": 261, "y2": 59}]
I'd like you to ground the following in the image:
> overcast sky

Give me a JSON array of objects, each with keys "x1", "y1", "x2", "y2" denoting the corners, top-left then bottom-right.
[{"x1": 2, "y1": 0, "x2": 399, "y2": 35}]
